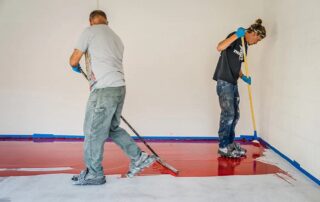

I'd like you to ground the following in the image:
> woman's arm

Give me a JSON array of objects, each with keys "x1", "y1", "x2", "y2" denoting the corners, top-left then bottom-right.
[
  {"x1": 217, "y1": 27, "x2": 246, "y2": 52},
  {"x1": 216, "y1": 34, "x2": 238, "y2": 52}
]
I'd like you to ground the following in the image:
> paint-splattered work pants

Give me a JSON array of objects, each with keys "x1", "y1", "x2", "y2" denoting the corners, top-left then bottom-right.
[
  {"x1": 216, "y1": 80, "x2": 240, "y2": 148},
  {"x1": 83, "y1": 86, "x2": 141, "y2": 177}
]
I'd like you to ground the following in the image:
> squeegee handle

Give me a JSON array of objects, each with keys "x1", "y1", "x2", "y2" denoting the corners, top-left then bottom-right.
[
  {"x1": 120, "y1": 116, "x2": 160, "y2": 158},
  {"x1": 241, "y1": 37, "x2": 257, "y2": 133}
]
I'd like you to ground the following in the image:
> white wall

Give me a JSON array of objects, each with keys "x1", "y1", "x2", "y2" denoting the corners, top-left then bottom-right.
[
  {"x1": 1, "y1": 0, "x2": 318, "y2": 183},
  {"x1": 259, "y1": 0, "x2": 320, "y2": 180},
  {"x1": 0, "y1": 0, "x2": 264, "y2": 136}
]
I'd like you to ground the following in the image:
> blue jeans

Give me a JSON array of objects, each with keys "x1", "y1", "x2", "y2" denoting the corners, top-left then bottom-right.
[
  {"x1": 83, "y1": 86, "x2": 141, "y2": 177},
  {"x1": 216, "y1": 80, "x2": 240, "y2": 148}
]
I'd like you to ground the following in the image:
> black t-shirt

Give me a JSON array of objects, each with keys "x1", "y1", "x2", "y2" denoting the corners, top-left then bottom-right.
[{"x1": 213, "y1": 32, "x2": 248, "y2": 84}]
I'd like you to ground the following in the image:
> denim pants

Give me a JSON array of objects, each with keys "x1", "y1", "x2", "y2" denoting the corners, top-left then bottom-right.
[
  {"x1": 216, "y1": 80, "x2": 240, "y2": 148},
  {"x1": 83, "y1": 86, "x2": 141, "y2": 176}
]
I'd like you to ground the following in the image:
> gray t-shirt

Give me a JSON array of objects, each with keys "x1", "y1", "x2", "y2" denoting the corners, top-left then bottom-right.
[{"x1": 75, "y1": 24, "x2": 125, "y2": 89}]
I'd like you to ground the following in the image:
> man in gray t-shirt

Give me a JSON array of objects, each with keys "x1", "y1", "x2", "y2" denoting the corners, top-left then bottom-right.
[
  {"x1": 74, "y1": 20, "x2": 125, "y2": 90},
  {"x1": 69, "y1": 10, "x2": 155, "y2": 185}
]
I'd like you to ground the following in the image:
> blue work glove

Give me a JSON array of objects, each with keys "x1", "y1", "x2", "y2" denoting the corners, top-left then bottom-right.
[
  {"x1": 236, "y1": 27, "x2": 246, "y2": 38},
  {"x1": 71, "y1": 64, "x2": 81, "y2": 73},
  {"x1": 241, "y1": 75, "x2": 251, "y2": 85}
]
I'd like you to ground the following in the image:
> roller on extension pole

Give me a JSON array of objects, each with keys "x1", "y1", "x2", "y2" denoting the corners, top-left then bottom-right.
[
  {"x1": 79, "y1": 68, "x2": 179, "y2": 176},
  {"x1": 241, "y1": 37, "x2": 258, "y2": 141}
]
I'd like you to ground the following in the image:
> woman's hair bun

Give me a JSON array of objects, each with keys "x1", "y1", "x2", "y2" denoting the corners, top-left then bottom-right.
[
  {"x1": 247, "y1": 18, "x2": 266, "y2": 38},
  {"x1": 255, "y1": 19, "x2": 262, "y2": 25}
]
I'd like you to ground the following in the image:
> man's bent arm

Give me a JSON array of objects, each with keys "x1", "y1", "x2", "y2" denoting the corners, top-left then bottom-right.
[{"x1": 70, "y1": 49, "x2": 84, "y2": 67}]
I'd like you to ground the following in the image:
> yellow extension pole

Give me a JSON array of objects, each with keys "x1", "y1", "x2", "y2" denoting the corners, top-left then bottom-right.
[{"x1": 241, "y1": 37, "x2": 258, "y2": 138}]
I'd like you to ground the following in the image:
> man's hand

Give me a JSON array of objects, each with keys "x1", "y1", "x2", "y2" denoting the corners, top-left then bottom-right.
[
  {"x1": 241, "y1": 75, "x2": 251, "y2": 85},
  {"x1": 70, "y1": 49, "x2": 84, "y2": 73},
  {"x1": 71, "y1": 64, "x2": 81, "y2": 73},
  {"x1": 236, "y1": 27, "x2": 246, "y2": 38}
]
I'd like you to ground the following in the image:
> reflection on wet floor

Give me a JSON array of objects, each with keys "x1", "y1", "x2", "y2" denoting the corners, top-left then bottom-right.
[{"x1": 0, "y1": 139, "x2": 286, "y2": 177}]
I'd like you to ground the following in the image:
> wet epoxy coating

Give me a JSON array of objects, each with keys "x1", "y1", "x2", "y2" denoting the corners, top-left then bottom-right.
[{"x1": 0, "y1": 139, "x2": 285, "y2": 177}]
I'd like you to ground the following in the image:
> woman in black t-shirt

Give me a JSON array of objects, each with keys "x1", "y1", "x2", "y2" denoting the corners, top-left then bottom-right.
[{"x1": 214, "y1": 19, "x2": 266, "y2": 158}]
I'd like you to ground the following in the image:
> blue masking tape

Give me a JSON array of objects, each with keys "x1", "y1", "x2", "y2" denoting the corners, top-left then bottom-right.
[
  {"x1": 259, "y1": 137, "x2": 320, "y2": 186},
  {"x1": 32, "y1": 134, "x2": 55, "y2": 138}
]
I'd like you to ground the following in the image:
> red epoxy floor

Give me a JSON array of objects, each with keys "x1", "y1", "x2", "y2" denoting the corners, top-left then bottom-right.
[{"x1": 0, "y1": 140, "x2": 286, "y2": 177}]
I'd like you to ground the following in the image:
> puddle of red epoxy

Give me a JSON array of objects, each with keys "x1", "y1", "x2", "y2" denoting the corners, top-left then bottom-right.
[{"x1": 0, "y1": 140, "x2": 286, "y2": 177}]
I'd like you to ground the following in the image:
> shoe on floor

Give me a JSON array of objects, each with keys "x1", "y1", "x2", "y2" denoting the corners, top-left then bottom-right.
[
  {"x1": 72, "y1": 168, "x2": 106, "y2": 185},
  {"x1": 126, "y1": 151, "x2": 156, "y2": 178},
  {"x1": 218, "y1": 145, "x2": 242, "y2": 158},
  {"x1": 71, "y1": 168, "x2": 87, "y2": 181},
  {"x1": 229, "y1": 142, "x2": 247, "y2": 156}
]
